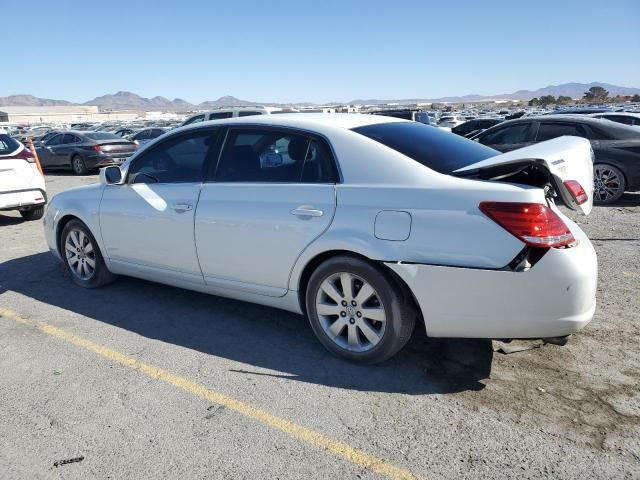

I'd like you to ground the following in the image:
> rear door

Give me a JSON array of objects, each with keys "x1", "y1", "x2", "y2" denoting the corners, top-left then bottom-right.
[
  {"x1": 56, "y1": 133, "x2": 80, "y2": 166},
  {"x1": 195, "y1": 126, "x2": 338, "y2": 296}
]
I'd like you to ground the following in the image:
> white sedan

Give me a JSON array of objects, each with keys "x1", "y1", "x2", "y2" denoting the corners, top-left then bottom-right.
[{"x1": 43, "y1": 114, "x2": 597, "y2": 363}]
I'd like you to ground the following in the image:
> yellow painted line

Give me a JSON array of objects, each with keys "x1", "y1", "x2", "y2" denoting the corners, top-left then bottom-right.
[{"x1": 0, "y1": 308, "x2": 421, "y2": 480}]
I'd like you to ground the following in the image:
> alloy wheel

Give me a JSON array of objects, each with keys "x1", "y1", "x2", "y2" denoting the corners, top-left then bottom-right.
[
  {"x1": 65, "y1": 228, "x2": 96, "y2": 280},
  {"x1": 594, "y1": 165, "x2": 623, "y2": 203},
  {"x1": 315, "y1": 272, "x2": 386, "y2": 352}
]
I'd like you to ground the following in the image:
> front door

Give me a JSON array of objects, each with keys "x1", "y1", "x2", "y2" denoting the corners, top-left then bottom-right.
[
  {"x1": 195, "y1": 127, "x2": 339, "y2": 296},
  {"x1": 99, "y1": 127, "x2": 220, "y2": 283}
]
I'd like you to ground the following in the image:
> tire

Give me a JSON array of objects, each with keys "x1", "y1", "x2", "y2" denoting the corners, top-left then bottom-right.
[
  {"x1": 594, "y1": 164, "x2": 626, "y2": 204},
  {"x1": 305, "y1": 255, "x2": 415, "y2": 364},
  {"x1": 71, "y1": 155, "x2": 88, "y2": 175},
  {"x1": 20, "y1": 205, "x2": 45, "y2": 221},
  {"x1": 60, "y1": 219, "x2": 117, "y2": 288}
]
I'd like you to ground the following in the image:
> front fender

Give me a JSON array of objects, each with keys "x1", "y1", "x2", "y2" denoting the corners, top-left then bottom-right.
[{"x1": 43, "y1": 183, "x2": 106, "y2": 260}]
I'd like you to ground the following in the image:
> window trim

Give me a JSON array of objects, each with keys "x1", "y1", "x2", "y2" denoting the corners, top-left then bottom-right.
[
  {"x1": 206, "y1": 124, "x2": 342, "y2": 184},
  {"x1": 125, "y1": 127, "x2": 222, "y2": 185}
]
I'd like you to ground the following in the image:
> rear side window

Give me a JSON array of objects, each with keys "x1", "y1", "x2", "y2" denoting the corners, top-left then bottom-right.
[
  {"x1": 479, "y1": 124, "x2": 530, "y2": 145},
  {"x1": 0, "y1": 134, "x2": 19, "y2": 154},
  {"x1": 214, "y1": 129, "x2": 338, "y2": 183},
  {"x1": 537, "y1": 123, "x2": 588, "y2": 142},
  {"x1": 238, "y1": 111, "x2": 263, "y2": 117},
  {"x1": 208, "y1": 112, "x2": 233, "y2": 120},
  {"x1": 352, "y1": 122, "x2": 497, "y2": 174}
]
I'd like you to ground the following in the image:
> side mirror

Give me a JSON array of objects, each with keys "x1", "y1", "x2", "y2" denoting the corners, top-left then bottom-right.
[{"x1": 100, "y1": 166, "x2": 123, "y2": 185}]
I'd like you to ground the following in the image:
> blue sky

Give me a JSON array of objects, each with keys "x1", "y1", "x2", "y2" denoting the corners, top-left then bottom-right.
[{"x1": 3, "y1": 0, "x2": 639, "y2": 103}]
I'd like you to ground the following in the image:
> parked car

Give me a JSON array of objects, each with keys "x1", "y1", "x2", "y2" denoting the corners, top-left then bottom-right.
[
  {"x1": 44, "y1": 114, "x2": 597, "y2": 363},
  {"x1": 451, "y1": 118, "x2": 503, "y2": 137},
  {"x1": 114, "y1": 128, "x2": 137, "y2": 137},
  {"x1": 546, "y1": 107, "x2": 623, "y2": 115},
  {"x1": 437, "y1": 115, "x2": 465, "y2": 129},
  {"x1": 589, "y1": 112, "x2": 640, "y2": 127},
  {"x1": 127, "y1": 128, "x2": 167, "y2": 146},
  {"x1": 181, "y1": 106, "x2": 289, "y2": 126},
  {"x1": 0, "y1": 134, "x2": 46, "y2": 220},
  {"x1": 37, "y1": 131, "x2": 138, "y2": 175},
  {"x1": 472, "y1": 115, "x2": 640, "y2": 203}
]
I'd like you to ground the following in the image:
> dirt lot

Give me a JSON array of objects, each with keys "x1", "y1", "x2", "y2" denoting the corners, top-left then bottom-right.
[{"x1": 1, "y1": 172, "x2": 639, "y2": 479}]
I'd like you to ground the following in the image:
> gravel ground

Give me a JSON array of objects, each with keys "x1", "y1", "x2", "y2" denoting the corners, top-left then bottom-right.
[{"x1": 0, "y1": 172, "x2": 638, "y2": 479}]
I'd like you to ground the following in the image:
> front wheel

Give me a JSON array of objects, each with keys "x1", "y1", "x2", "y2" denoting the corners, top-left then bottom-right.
[
  {"x1": 61, "y1": 220, "x2": 116, "y2": 288},
  {"x1": 305, "y1": 255, "x2": 415, "y2": 364},
  {"x1": 594, "y1": 164, "x2": 626, "y2": 204}
]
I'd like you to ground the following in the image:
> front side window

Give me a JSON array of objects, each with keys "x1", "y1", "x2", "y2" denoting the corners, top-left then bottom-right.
[
  {"x1": 214, "y1": 129, "x2": 338, "y2": 183},
  {"x1": 128, "y1": 129, "x2": 218, "y2": 184},
  {"x1": 536, "y1": 123, "x2": 588, "y2": 142},
  {"x1": 46, "y1": 134, "x2": 64, "y2": 146}
]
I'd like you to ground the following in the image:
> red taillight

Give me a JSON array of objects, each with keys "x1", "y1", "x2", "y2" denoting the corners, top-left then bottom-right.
[
  {"x1": 11, "y1": 148, "x2": 36, "y2": 163},
  {"x1": 479, "y1": 202, "x2": 575, "y2": 248},
  {"x1": 563, "y1": 180, "x2": 588, "y2": 205},
  {"x1": 91, "y1": 145, "x2": 103, "y2": 152}
]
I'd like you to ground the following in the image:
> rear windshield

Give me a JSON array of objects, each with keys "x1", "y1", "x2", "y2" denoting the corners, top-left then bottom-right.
[
  {"x1": 0, "y1": 134, "x2": 20, "y2": 155},
  {"x1": 85, "y1": 132, "x2": 121, "y2": 140},
  {"x1": 352, "y1": 122, "x2": 498, "y2": 174}
]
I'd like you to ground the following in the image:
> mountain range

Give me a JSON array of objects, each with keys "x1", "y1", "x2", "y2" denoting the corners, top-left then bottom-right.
[{"x1": 1, "y1": 83, "x2": 638, "y2": 112}]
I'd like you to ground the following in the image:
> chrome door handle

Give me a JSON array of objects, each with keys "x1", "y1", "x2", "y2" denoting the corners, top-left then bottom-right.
[
  {"x1": 171, "y1": 203, "x2": 193, "y2": 213},
  {"x1": 291, "y1": 206, "x2": 324, "y2": 217}
]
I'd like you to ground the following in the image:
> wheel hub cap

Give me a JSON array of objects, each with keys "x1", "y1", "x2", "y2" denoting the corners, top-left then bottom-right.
[{"x1": 315, "y1": 272, "x2": 387, "y2": 353}]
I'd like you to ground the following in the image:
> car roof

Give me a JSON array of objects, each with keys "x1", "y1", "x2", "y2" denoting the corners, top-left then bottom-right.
[{"x1": 181, "y1": 113, "x2": 407, "y2": 133}]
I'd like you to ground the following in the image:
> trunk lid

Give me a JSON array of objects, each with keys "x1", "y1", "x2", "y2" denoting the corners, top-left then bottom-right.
[
  {"x1": 97, "y1": 141, "x2": 137, "y2": 154},
  {"x1": 454, "y1": 136, "x2": 594, "y2": 215}
]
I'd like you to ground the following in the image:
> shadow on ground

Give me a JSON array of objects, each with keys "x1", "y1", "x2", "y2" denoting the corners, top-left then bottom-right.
[{"x1": 0, "y1": 252, "x2": 493, "y2": 395}]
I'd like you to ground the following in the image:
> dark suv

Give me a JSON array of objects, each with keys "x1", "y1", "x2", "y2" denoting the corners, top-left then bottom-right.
[{"x1": 472, "y1": 115, "x2": 640, "y2": 203}]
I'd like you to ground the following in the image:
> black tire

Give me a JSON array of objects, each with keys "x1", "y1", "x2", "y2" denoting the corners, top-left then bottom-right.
[
  {"x1": 20, "y1": 205, "x2": 45, "y2": 221},
  {"x1": 71, "y1": 155, "x2": 88, "y2": 175},
  {"x1": 305, "y1": 255, "x2": 415, "y2": 364},
  {"x1": 593, "y1": 163, "x2": 626, "y2": 204},
  {"x1": 60, "y1": 219, "x2": 117, "y2": 288}
]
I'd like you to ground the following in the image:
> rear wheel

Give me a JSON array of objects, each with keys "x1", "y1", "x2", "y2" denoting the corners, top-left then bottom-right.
[
  {"x1": 305, "y1": 255, "x2": 415, "y2": 364},
  {"x1": 20, "y1": 205, "x2": 44, "y2": 221},
  {"x1": 72, "y1": 155, "x2": 88, "y2": 175},
  {"x1": 61, "y1": 220, "x2": 116, "y2": 288},
  {"x1": 594, "y1": 164, "x2": 625, "y2": 204}
]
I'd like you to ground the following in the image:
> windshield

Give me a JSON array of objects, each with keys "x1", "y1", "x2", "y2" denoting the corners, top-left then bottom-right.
[{"x1": 352, "y1": 122, "x2": 498, "y2": 174}]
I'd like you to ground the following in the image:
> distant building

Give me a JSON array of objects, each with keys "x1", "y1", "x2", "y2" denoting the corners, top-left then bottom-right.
[
  {"x1": 0, "y1": 105, "x2": 143, "y2": 124},
  {"x1": 0, "y1": 111, "x2": 8, "y2": 122}
]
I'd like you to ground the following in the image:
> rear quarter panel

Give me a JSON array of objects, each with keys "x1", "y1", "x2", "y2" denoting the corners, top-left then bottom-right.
[{"x1": 289, "y1": 175, "x2": 544, "y2": 291}]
